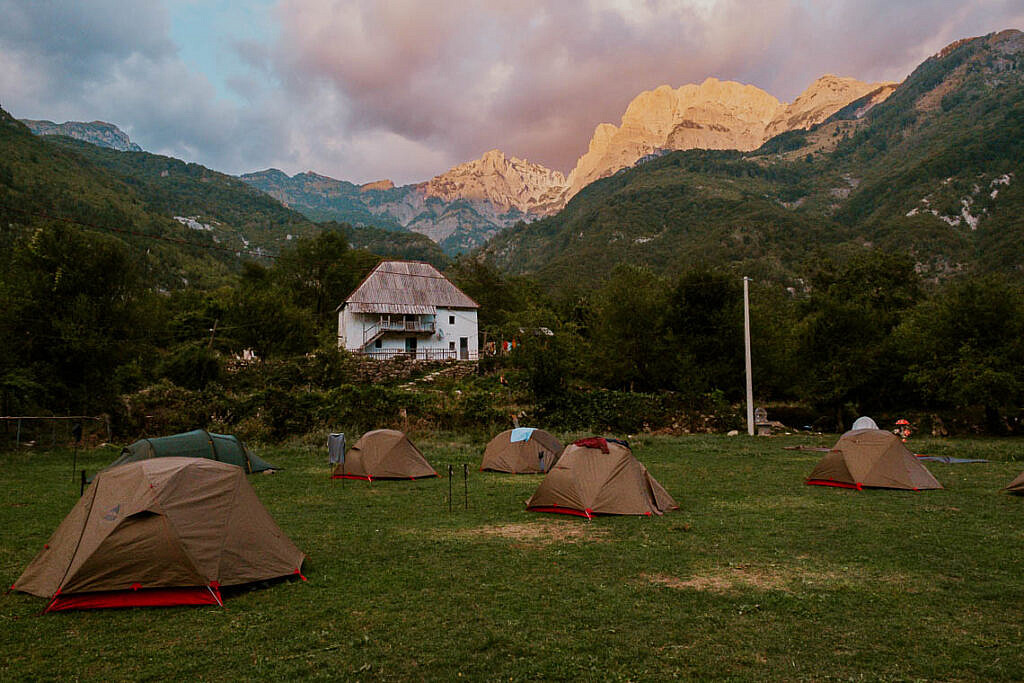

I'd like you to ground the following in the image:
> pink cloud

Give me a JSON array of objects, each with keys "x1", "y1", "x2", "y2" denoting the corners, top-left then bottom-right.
[{"x1": 271, "y1": 0, "x2": 1024, "y2": 178}]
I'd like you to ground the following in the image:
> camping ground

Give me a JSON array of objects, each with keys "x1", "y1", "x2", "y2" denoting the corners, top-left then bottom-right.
[{"x1": 2, "y1": 434, "x2": 1023, "y2": 680}]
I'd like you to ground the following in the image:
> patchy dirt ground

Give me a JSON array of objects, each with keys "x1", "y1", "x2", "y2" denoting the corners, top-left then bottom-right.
[
  {"x1": 642, "y1": 562, "x2": 921, "y2": 594},
  {"x1": 435, "y1": 521, "x2": 611, "y2": 547},
  {"x1": 644, "y1": 567, "x2": 793, "y2": 593}
]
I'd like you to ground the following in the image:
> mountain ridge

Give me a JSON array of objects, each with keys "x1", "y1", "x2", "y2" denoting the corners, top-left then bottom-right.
[{"x1": 20, "y1": 119, "x2": 143, "y2": 152}]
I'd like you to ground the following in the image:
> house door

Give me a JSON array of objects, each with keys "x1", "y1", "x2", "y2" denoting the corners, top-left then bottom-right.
[
  {"x1": 459, "y1": 337, "x2": 468, "y2": 360},
  {"x1": 405, "y1": 337, "x2": 417, "y2": 356}
]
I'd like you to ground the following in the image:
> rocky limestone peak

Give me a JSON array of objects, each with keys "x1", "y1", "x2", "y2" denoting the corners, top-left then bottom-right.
[
  {"x1": 422, "y1": 149, "x2": 567, "y2": 215},
  {"x1": 565, "y1": 79, "x2": 785, "y2": 198},
  {"x1": 360, "y1": 179, "x2": 395, "y2": 192},
  {"x1": 565, "y1": 74, "x2": 895, "y2": 200},
  {"x1": 764, "y1": 75, "x2": 897, "y2": 138},
  {"x1": 21, "y1": 118, "x2": 143, "y2": 152}
]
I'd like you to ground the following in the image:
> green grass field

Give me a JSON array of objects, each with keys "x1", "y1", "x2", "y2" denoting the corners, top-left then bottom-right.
[{"x1": 2, "y1": 433, "x2": 1023, "y2": 680}]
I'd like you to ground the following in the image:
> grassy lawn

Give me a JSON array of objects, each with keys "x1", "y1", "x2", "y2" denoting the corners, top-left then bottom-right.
[{"x1": 2, "y1": 433, "x2": 1024, "y2": 680}]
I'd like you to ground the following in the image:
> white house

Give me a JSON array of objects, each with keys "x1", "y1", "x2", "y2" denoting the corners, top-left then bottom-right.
[{"x1": 337, "y1": 260, "x2": 480, "y2": 361}]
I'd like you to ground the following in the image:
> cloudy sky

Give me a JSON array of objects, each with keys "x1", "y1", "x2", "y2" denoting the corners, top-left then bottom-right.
[{"x1": 1, "y1": 1, "x2": 1021, "y2": 184}]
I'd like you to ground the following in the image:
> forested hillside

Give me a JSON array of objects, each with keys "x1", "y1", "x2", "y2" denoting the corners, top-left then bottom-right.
[
  {"x1": 0, "y1": 111, "x2": 383, "y2": 418},
  {"x1": 44, "y1": 137, "x2": 321, "y2": 254}
]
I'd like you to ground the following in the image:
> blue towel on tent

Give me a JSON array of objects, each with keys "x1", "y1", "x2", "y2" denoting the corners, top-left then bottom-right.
[
  {"x1": 510, "y1": 427, "x2": 536, "y2": 443},
  {"x1": 916, "y1": 455, "x2": 988, "y2": 464}
]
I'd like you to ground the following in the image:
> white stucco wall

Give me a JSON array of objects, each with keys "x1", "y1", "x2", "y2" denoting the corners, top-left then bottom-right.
[{"x1": 338, "y1": 306, "x2": 478, "y2": 359}]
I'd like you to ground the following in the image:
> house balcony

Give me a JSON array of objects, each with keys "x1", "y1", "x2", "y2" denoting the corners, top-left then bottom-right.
[{"x1": 361, "y1": 316, "x2": 436, "y2": 348}]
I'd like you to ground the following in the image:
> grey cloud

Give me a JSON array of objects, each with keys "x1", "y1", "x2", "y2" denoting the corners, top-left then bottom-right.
[{"x1": 0, "y1": 0, "x2": 1021, "y2": 185}]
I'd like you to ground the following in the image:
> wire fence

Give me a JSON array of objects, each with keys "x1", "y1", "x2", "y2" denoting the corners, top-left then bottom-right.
[{"x1": 0, "y1": 416, "x2": 110, "y2": 451}]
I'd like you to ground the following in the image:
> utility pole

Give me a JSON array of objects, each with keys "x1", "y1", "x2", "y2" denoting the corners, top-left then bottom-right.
[
  {"x1": 208, "y1": 318, "x2": 219, "y2": 349},
  {"x1": 743, "y1": 277, "x2": 754, "y2": 436}
]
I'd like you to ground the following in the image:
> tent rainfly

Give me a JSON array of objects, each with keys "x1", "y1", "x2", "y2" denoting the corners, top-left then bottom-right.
[
  {"x1": 850, "y1": 416, "x2": 879, "y2": 431},
  {"x1": 331, "y1": 429, "x2": 438, "y2": 481},
  {"x1": 12, "y1": 458, "x2": 305, "y2": 612},
  {"x1": 107, "y1": 429, "x2": 277, "y2": 474},
  {"x1": 1004, "y1": 472, "x2": 1024, "y2": 494},
  {"x1": 480, "y1": 428, "x2": 563, "y2": 474},
  {"x1": 526, "y1": 438, "x2": 678, "y2": 519},
  {"x1": 806, "y1": 428, "x2": 942, "y2": 491}
]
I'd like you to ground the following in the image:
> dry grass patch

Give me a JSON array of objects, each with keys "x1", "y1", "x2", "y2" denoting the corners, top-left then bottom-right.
[
  {"x1": 643, "y1": 562, "x2": 922, "y2": 594},
  {"x1": 435, "y1": 521, "x2": 611, "y2": 547},
  {"x1": 645, "y1": 566, "x2": 792, "y2": 593}
]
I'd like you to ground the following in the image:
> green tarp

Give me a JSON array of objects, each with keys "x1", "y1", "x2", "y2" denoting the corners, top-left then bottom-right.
[{"x1": 108, "y1": 429, "x2": 277, "y2": 473}]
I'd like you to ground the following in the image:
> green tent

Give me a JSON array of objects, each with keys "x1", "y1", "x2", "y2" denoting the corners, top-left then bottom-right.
[{"x1": 108, "y1": 429, "x2": 277, "y2": 474}]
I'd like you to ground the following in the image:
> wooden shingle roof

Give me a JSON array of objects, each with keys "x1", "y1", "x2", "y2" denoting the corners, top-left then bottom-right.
[{"x1": 340, "y1": 261, "x2": 479, "y2": 314}]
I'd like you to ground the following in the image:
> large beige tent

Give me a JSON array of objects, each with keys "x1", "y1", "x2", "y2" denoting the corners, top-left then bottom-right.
[
  {"x1": 806, "y1": 428, "x2": 943, "y2": 491},
  {"x1": 526, "y1": 438, "x2": 678, "y2": 518},
  {"x1": 480, "y1": 428, "x2": 563, "y2": 474},
  {"x1": 331, "y1": 429, "x2": 438, "y2": 481},
  {"x1": 13, "y1": 458, "x2": 305, "y2": 612}
]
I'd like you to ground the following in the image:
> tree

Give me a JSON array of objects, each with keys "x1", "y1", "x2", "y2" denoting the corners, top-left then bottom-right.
[
  {"x1": 795, "y1": 250, "x2": 922, "y2": 428},
  {"x1": 894, "y1": 274, "x2": 1024, "y2": 431},
  {"x1": 588, "y1": 265, "x2": 673, "y2": 392},
  {"x1": 0, "y1": 223, "x2": 150, "y2": 412},
  {"x1": 664, "y1": 268, "x2": 744, "y2": 399},
  {"x1": 273, "y1": 231, "x2": 379, "y2": 329}
]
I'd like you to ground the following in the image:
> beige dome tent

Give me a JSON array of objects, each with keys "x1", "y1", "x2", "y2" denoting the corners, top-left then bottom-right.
[
  {"x1": 480, "y1": 428, "x2": 563, "y2": 474},
  {"x1": 12, "y1": 458, "x2": 305, "y2": 612},
  {"x1": 806, "y1": 428, "x2": 942, "y2": 491},
  {"x1": 526, "y1": 438, "x2": 678, "y2": 518},
  {"x1": 1004, "y1": 472, "x2": 1024, "y2": 494},
  {"x1": 331, "y1": 429, "x2": 438, "y2": 481}
]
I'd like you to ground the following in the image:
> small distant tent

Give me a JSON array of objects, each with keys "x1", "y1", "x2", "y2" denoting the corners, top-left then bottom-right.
[
  {"x1": 806, "y1": 429, "x2": 942, "y2": 491},
  {"x1": 107, "y1": 429, "x2": 277, "y2": 474},
  {"x1": 480, "y1": 428, "x2": 563, "y2": 473},
  {"x1": 331, "y1": 429, "x2": 438, "y2": 481},
  {"x1": 526, "y1": 438, "x2": 678, "y2": 518},
  {"x1": 851, "y1": 416, "x2": 879, "y2": 431},
  {"x1": 1004, "y1": 472, "x2": 1024, "y2": 494},
  {"x1": 12, "y1": 458, "x2": 305, "y2": 612}
]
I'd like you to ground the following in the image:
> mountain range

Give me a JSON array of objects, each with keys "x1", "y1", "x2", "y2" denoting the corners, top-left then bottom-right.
[
  {"x1": 17, "y1": 72, "x2": 896, "y2": 257},
  {"x1": 238, "y1": 74, "x2": 894, "y2": 254}
]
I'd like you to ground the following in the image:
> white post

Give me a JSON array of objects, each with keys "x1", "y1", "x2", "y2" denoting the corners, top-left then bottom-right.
[{"x1": 743, "y1": 277, "x2": 754, "y2": 436}]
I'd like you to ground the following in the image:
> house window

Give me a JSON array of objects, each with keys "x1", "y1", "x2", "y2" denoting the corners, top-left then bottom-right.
[
  {"x1": 449, "y1": 341, "x2": 455, "y2": 351},
  {"x1": 375, "y1": 339, "x2": 382, "y2": 348},
  {"x1": 449, "y1": 315, "x2": 455, "y2": 325}
]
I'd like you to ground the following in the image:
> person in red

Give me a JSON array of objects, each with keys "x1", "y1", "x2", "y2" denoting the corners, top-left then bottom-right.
[{"x1": 894, "y1": 418, "x2": 912, "y2": 442}]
